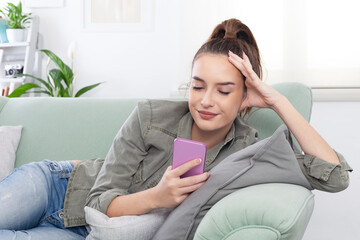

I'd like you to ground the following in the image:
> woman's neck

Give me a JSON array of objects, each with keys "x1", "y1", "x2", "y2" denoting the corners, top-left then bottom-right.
[{"x1": 191, "y1": 122, "x2": 232, "y2": 150}]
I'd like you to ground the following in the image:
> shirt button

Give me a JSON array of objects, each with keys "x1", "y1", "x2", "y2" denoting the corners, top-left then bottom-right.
[{"x1": 59, "y1": 211, "x2": 64, "y2": 219}]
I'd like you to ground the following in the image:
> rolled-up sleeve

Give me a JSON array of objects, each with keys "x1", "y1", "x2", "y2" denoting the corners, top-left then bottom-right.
[
  {"x1": 85, "y1": 103, "x2": 149, "y2": 214},
  {"x1": 296, "y1": 151, "x2": 353, "y2": 193}
]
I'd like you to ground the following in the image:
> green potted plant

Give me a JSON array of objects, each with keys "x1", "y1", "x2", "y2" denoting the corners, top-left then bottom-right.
[
  {"x1": 0, "y1": 1, "x2": 32, "y2": 42},
  {"x1": 8, "y1": 49, "x2": 104, "y2": 97}
]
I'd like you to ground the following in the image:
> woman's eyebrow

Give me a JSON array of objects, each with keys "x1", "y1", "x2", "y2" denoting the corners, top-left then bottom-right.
[
  {"x1": 217, "y1": 82, "x2": 235, "y2": 86},
  {"x1": 192, "y1": 76, "x2": 235, "y2": 86},
  {"x1": 192, "y1": 76, "x2": 205, "y2": 82}
]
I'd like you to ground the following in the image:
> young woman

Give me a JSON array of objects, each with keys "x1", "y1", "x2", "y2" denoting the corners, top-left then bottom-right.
[{"x1": 0, "y1": 18, "x2": 352, "y2": 239}]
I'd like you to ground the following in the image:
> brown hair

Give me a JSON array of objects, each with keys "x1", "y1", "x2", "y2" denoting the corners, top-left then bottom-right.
[{"x1": 192, "y1": 19, "x2": 262, "y2": 116}]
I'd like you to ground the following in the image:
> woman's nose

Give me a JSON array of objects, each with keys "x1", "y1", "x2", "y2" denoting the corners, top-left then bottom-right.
[{"x1": 201, "y1": 91, "x2": 215, "y2": 108}]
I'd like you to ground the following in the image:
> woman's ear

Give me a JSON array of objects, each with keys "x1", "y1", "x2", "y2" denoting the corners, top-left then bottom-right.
[
  {"x1": 242, "y1": 87, "x2": 247, "y2": 99},
  {"x1": 238, "y1": 87, "x2": 247, "y2": 114}
]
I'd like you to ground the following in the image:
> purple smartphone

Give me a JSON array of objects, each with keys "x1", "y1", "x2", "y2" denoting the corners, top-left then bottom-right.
[{"x1": 172, "y1": 138, "x2": 207, "y2": 178}]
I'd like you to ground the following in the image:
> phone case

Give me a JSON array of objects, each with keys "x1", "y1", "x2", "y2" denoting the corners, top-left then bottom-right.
[{"x1": 172, "y1": 138, "x2": 207, "y2": 178}]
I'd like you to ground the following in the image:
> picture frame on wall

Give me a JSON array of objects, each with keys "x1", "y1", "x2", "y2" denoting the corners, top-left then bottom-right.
[
  {"x1": 83, "y1": 0, "x2": 154, "y2": 31},
  {"x1": 23, "y1": 0, "x2": 64, "y2": 8}
]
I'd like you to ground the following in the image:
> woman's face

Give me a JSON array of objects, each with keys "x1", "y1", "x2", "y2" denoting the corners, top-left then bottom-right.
[{"x1": 189, "y1": 53, "x2": 245, "y2": 135}]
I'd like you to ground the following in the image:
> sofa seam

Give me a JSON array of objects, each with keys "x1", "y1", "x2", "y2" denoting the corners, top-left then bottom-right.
[
  {"x1": 223, "y1": 225, "x2": 281, "y2": 240},
  {"x1": 281, "y1": 191, "x2": 315, "y2": 233},
  {"x1": 195, "y1": 231, "x2": 210, "y2": 240},
  {"x1": 0, "y1": 97, "x2": 9, "y2": 115},
  {"x1": 217, "y1": 214, "x2": 231, "y2": 235},
  {"x1": 308, "y1": 85, "x2": 313, "y2": 122}
]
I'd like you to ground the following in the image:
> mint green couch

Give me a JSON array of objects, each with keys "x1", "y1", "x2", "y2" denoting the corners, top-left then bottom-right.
[{"x1": 0, "y1": 82, "x2": 314, "y2": 240}]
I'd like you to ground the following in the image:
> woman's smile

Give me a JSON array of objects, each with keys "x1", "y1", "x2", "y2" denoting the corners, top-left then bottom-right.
[{"x1": 197, "y1": 110, "x2": 218, "y2": 120}]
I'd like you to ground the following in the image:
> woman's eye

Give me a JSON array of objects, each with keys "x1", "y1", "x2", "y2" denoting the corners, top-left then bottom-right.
[
  {"x1": 192, "y1": 86, "x2": 203, "y2": 91},
  {"x1": 219, "y1": 90, "x2": 230, "y2": 95}
]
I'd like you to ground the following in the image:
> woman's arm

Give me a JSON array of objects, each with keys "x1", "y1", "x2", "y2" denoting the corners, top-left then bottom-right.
[
  {"x1": 228, "y1": 51, "x2": 340, "y2": 164},
  {"x1": 85, "y1": 106, "x2": 149, "y2": 215},
  {"x1": 107, "y1": 159, "x2": 210, "y2": 217},
  {"x1": 86, "y1": 104, "x2": 209, "y2": 218},
  {"x1": 271, "y1": 96, "x2": 339, "y2": 164}
]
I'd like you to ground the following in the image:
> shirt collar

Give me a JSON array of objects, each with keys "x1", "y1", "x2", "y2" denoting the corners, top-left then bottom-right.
[{"x1": 177, "y1": 112, "x2": 193, "y2": 140}]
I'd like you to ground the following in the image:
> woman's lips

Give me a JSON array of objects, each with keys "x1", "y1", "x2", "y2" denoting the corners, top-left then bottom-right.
[{"x1": 198, "y1": 110, "x2": 218, "y2": 120}]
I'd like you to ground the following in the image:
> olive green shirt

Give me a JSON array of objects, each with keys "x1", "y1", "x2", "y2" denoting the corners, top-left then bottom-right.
[{"x1": 63, "y1": 100, "x2": 352, "y2": 227}]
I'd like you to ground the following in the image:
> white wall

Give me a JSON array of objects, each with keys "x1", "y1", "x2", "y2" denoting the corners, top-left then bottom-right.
[
  {"x1": 303, "y1": 102, "x2": 360, "y2": 240},
  {"x1": 27, "y1": 0, "x2": 182, "y2": 98},
  {"x1": 3, "y1": 0, "x2": 358, "y2": 238}
]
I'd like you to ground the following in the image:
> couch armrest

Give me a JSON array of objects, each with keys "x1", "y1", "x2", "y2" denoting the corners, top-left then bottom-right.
[{"x1": 194, "y1": 183, "x2": 314, "y2": 240}]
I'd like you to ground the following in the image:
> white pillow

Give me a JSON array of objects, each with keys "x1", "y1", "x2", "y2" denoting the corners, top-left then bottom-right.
[
  {"x1": 0, "y1": 125, "x2": 23, "y2": 181},
  {"x1": 84, "y1": 206, "x2": 171, "y2": 240}
]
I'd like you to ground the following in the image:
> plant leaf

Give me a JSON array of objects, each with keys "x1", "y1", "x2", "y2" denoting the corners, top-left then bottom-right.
[
  {"x1": 49, "y1": 69, "x2": 64, "y2": 85},
  {"x1": 8, "y1": 83, "x2": 42, "y2": 98},
  {"x1": 48, "y1": 69, "x2": 73, "y2": 97},
  {"x1": 16, "y1": 73, "x2": 53, "y2": 93},
  {"x1": 75, "y1": 82, "x2": 104, "y2": 97},
  {"x1": 1, "y1": 2, "x2": 31, "y2": 29},
  {"x1": 41, "y1": 49, "x2": 73, "y2": 87},
  {"x1": 28, "y1": 90, "x2": 52, "y2": 96}
]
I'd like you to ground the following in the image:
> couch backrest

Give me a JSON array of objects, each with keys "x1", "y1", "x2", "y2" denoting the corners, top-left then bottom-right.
[
  {"x1": 0, "y1": 97, "x2": 141, "y2": 167},
  {"x1": 0, "y1": 82, "x2": 312, "y2": 168}
]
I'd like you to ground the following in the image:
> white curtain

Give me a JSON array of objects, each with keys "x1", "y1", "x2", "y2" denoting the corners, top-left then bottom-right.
[{"x1": 179, "y1": 0, "x2": 360, "y2": 99}]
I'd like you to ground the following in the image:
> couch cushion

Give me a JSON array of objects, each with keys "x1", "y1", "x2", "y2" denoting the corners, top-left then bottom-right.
[
  {"x1": 194, "y1": 183, "x2": 314, "y2": 240},
  {"x1": 84, "y1": 206, "x2": 171, "y2": 240},
  {"x1": 0, "y1": 125, "x2": 22, "y2": 180}
]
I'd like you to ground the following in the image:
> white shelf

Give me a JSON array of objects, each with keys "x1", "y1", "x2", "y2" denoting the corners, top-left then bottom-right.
[
  {"x1": 0, "y1": 16, "x2": 40, "y2": 97},
  {"x1": 0, "y1": 77, "x2": 25, "y2": 83},
  {"x1": 0, "y1": 42, "x2": 30, "y2": 48}
]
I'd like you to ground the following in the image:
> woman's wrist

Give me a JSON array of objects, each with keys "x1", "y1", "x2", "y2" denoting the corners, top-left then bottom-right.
[
  {"x1": 269, "y1": 92, "x2": 288, "y2": 113},
  {"x1": 147, "y1": 187, "x2": 161, "y2": 209}
]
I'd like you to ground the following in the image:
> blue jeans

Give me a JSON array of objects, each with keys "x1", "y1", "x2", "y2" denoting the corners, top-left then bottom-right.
[{"x1": 0, "y1": 160, "x2": 88, "y2": 239}]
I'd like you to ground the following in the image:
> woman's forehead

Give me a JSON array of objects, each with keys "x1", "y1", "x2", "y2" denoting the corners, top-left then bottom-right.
[{"x1": 192, "y1": 54, "x2": 244, "y2": 83}]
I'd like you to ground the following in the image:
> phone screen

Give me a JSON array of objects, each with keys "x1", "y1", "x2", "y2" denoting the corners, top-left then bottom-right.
[{"x1": 172, "y1": 138, "x2": 206, "y2": 178}]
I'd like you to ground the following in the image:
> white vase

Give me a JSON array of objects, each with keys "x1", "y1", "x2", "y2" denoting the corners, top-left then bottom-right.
[{"x1": 6, "y1": 29, "x2": 26, "y2": 43}]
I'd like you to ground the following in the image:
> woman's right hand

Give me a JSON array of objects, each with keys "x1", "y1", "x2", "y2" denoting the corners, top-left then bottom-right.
[{"x1": 152, "y1": 159, "x2": 210, "y2": 209}]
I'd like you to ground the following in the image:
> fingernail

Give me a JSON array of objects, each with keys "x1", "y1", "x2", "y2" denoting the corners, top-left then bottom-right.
[
  {"x1": 197, "y1": 158, "x2": 201, "y2": 164},
  {"x1": 229, "y1": 50, "x2": 233, "y2": 55}
]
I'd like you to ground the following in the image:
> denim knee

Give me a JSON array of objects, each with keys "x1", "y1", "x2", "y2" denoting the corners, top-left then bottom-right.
[
  {"x1": 0, "y1": 160, "x2": 75, "y2": 231},
  {"x1": 0, "y1": 161, "x2": 50, "y2": 230}
]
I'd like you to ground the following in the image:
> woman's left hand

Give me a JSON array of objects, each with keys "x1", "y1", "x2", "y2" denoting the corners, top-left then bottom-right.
[{"x1": 228, "y1": 51, "x2": 283, "y2": 112}]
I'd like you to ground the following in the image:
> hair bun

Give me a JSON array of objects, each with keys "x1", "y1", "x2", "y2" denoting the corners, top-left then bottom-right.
[
  {"x1": 209, "y1": 19, "x2": 255, "y2": 45},
  {"x1": 194, "y1": 18, "x2": 262, "y2": 81},
  {"x1": 224, "y1": 30, "x2": 237, "y2": 39}
]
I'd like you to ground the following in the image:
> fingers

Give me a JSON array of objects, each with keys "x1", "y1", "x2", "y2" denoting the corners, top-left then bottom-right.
[
  {"x1": 178, "y1": 181, "x2": 207, "y2": 195},
  {"x1": 242, "y1": 52, "x2": 260, "y2": 81},
  {"x1": 228, "y1": 51, "x2": 248, "y2": 78},
  {"x1": 171, "y1": 158, "x2": 203, "y2": 177},
  {"x1": 178, "y1": 172, "x2": 210, "y2": 188},
  {"x1": 228, "y1": 51, "x2": 259, "y2": 82}
]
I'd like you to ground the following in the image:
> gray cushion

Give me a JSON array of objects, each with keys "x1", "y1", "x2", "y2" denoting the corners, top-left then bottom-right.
[
  {"x1": 153, "y1": 125, "x2": 312, "y2": 240},
  {"x1": 0, "y1": 125, "x2": 22, "y2": 181},
  {"x1": 84, "y1": 206, "x2": 171, "y2": 240}
]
